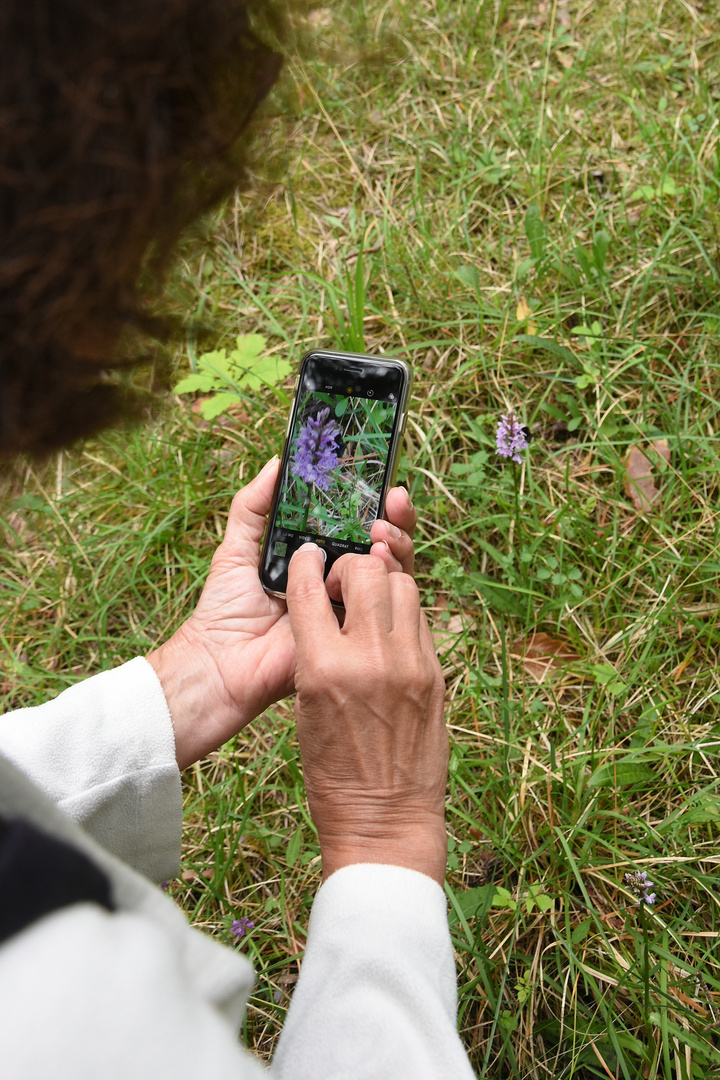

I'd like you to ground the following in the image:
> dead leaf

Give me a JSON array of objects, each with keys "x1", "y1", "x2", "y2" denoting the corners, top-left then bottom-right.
[
  {"x1": 432, "y1": 613, "x2": 467, "y2": 658},
  {"x1": 672, "y1": 646, "x2": 696, "y2": 682},
  {"x1": 512, "y1": 632, "x2": 581, "y2": 682},
  {"x1": 668, "y1": 986, "x2": 710, "y2": 1019},
  {"x1": 516, "y1": 296, "x2": 538, "y2": 335},
  {"x1": 623, "y1": 439, "x2": 671, "y2": 513},
  {"x1": 474, "y1": 848, "x2": 500, "y2": 884},
  {"x1": 679, "y1": 602, "x2": 720, "y2": 619}
]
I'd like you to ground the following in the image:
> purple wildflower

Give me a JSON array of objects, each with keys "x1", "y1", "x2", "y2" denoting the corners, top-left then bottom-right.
[
  {"x1": 496, "y1": 411, "x2": 530, "y2": 464},
  {"x1": 624, "y1": 870, "x2": 656, "y2": 906},
  {"x1": 291, "y1": 407, "x2": 341, "y2": 490},
  {"x1": 231, "y1": 916, "x2": 255, "y2": 939}
]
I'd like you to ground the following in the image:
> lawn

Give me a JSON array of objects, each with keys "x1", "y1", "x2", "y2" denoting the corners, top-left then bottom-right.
[{"x1": 2, "y1": 1, "x2": 720, "y2": 1076}]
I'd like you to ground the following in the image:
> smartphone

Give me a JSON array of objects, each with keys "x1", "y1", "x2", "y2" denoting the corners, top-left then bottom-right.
[{"x1": 260, "y1": 349, "x2": 413, "y2": 598}]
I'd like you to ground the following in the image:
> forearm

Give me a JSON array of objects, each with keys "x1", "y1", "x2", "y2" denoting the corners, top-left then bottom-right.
[
  {"x1": 272, "y1": 864, "x2": 475, "y2": 1079},
  {"x1": 0, "y1": 658, "x2": 182, "y2": 881}
]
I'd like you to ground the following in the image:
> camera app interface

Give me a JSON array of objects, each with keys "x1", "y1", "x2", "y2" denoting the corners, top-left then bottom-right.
[{"x1": 276, "y1": 390, "x2": 397, "y2": 544}]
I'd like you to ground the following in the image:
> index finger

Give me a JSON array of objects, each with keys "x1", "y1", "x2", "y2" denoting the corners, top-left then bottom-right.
[
  {"x1": 323, "y1": 553, "x2": 393, "y2": 638},
  {"x1": 286, "y1": 543, "x2": 339, "y2": 660}
]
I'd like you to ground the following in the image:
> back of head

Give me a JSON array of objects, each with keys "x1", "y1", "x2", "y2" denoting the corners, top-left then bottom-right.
[{"x1": 0, "y1": 0, "x2": 283, "y2": 457}]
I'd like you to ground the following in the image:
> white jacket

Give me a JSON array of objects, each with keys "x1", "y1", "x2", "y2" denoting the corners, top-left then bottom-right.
[{"x1": 0, "y1": 658, "x2": 475, "y2": 1079}]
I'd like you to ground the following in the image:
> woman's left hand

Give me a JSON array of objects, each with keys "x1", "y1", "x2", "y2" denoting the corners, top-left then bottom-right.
[{"x1": 147, "y1": 458, "x2": 417, "y2": 769}]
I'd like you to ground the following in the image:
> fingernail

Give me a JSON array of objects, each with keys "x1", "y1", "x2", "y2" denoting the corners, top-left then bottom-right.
[
  {"x1": 293, "y1": 541, "x2": 327, "y2": 562},
  {"x1": 382, "y1": 540, "x2": 391, "y2": 553},
  {"x1": 385, "y1": 521, "x2": 401, "y2": 539},
  {"x1": 404, "y1": 488, "x2": 414, "y2": 509},
  {"x1": 259, "y1": 455, "x2": 279, "y2": 476}
]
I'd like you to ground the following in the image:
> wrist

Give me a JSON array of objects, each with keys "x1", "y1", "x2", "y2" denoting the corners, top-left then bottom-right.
[
  {"x1": 146, "y1": 625, "x2": 245, "y2": 770},
  {"x1": 317, "y1": 814, "x2": 447, "y2": 887}
]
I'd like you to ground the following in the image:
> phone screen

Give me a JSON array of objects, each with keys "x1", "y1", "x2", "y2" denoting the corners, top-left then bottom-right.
[
  {"x1": 261, "y1": 352, "x2": 409, "y2": 595},
  {"x1": 277, "y1": 389, "x2": 397, "y2": 540}
]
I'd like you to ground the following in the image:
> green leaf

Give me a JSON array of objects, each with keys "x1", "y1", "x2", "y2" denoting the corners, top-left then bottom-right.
[
  {"x1": 571, "y1": 917, "x2": 592, "y2": 945},
  {"x1": 525, "y1": 205, "x2": 547, "y2": 261},
  {"x1": 571, "y1": 323, "x2": 602, "y2": 340},
  {"x1": 174, "y1": 335, "x2": 290, "y2": 404},
  {"x1": 468, "y1": 573, "x2": 533, "y2": 617},
  {"x1": 11, "y1": 494, "x2": 48, "y2": 513},
  {"x1": 231, "y1": 333, "x2": 265, "y2": 364},
  {"x1": 588, "y1": 761, "x2": 655, "y2": 788},
  {"x1": 455, "y1": 265, "x2": 479, "y2": 290},
  {"x1": 286, "y1": 825, "x2": 303, "y2": 867},
  {"x1": 656, "y1": 794, "x2": 720, "y2": 834},
  {"x1": 173, "y1": 373, "x2": 218, "y2": 394},
  {"x1": 526, "y1": 884, "x2": 553, "y2": 913},
  {"x1": 498, "y1": 1009, "x2": 518, "y2": 1034},
  {"x1": 492, "y1": 886, "x2": 517, "y2": 911},
  {"x1": 334, "y1": 397, "x2": 349, "y2": 417},
  {"x1": 515, "y1": 334, "x2": 577, "y2": 366},
  {"x1": 632, "y1": 184, "x2": 657, "y2": 202},
  {"x1": 446, "y1": 886, "x2": 494, "y2": 925},
  {"x1": 649, "y1": 1014, "x2": 720, "y2": 1061},
  {"x1": 198, "y1": 392, "x2": 243, "y2": 420},
  {"x1": 235, "y1": 352, "x2": 292, "y2": 390},
  {"x1": 197, "y1": 348, "x2": 236, "y2": 382},
  {"x1": 591, "y1": 662, "x2": 618, "y2": 684},
  {"x1": 515, "y1": 256, "x2": 537, "y2": 280},
  {"x1": 574, "y1": 246, "x2": 593, "y2": 278},
  {"x1": 590, "y1": 662, "x2": 627, "y2": 695},
  {"x1": 227, "y1": 334, "x2": 288, "y2": 390},
  {"x1": 593, "y1": 230, "x2": 610, "y2": 275}
]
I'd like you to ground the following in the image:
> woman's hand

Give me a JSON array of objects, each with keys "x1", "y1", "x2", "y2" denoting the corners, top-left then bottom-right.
[
  {"x1": 147, "y1": 458, "x2": 417, "y2": 770},
  {"x1": 286, "y1": 543, "x2": 448, "y2": 885}
]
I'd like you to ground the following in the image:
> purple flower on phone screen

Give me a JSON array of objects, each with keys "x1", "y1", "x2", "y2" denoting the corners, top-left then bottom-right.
[{"x1": 291, "y1": 407, "x2": 341, "y2": 490}]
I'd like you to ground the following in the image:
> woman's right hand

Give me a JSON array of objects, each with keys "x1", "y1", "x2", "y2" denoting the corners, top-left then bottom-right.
[{"x1": 286, "y1": 544, "x2": 448, "y2": 885}]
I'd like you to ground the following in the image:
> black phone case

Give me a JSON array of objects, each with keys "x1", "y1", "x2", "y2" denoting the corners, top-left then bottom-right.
[{"x1": 259, "y1": 350, "x2": 413, "y2": 600}]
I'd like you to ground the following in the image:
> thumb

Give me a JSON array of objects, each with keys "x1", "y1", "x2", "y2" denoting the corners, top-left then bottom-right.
[{"x1": 221, "y1": 456, "x2": 280, "y2": 556}]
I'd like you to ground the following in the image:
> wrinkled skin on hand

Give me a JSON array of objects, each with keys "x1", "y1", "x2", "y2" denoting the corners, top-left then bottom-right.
[
  {"x1": 287, "y1": 545, "x2": 449, "y2": 885},
  {"x1": 147, "y1": 458, "x2": 419, "y2": 770}
]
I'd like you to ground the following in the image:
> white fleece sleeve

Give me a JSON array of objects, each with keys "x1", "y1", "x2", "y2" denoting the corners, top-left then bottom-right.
[
  {"x1": 0, "y1": 658, "x2": 182, "y2": 882},
  {"x1": 0, "y1": 904, "x2": 265, "y2": 1080},
  {"x1": 271, "y1": 864, "x2": 476, "y2": 1080}
]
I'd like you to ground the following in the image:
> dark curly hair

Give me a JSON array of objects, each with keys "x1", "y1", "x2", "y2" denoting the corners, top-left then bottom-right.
[{"x1": 0, "y1": 0, "x2": 284, "y2": 457}]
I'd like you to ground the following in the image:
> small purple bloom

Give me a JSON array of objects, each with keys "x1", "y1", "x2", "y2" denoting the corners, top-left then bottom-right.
[
  {"x1": 231, "y1": 916, "x2": 254, "y2": 939},
  {"x1": 496, "y1": 411, "x2": 530, "y2": 464},
  {"x1": 624, "y1": 870, "x2": 656, "y2": 906},
  {"x1": 291, "y1": 407, "x2": 341, "y2": 490}
]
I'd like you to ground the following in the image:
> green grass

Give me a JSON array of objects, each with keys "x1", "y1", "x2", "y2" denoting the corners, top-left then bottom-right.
[{"x1": 3, "y1": 0, "x2": 720, "y2": 1075}]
